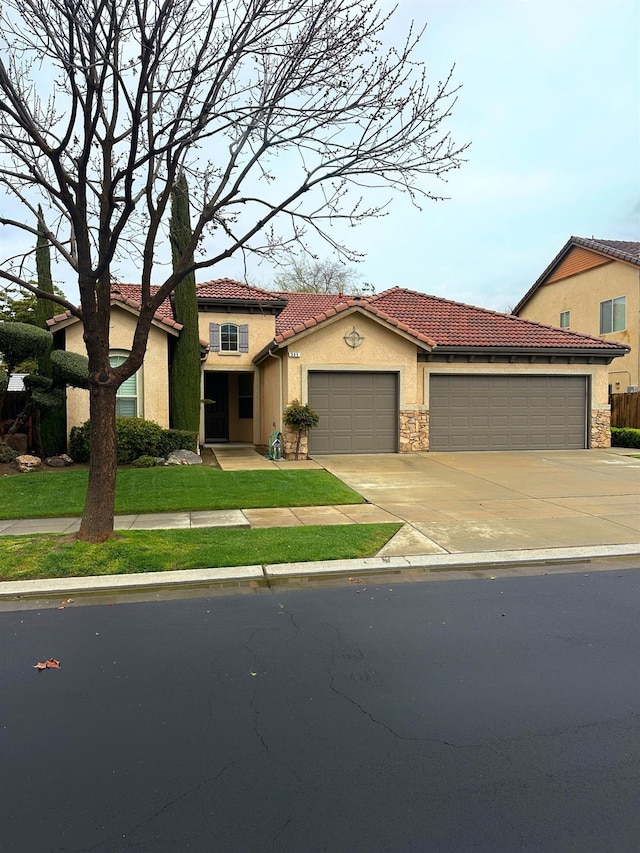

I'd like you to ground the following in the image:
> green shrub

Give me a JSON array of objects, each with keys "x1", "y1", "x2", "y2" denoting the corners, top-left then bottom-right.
[
  {"x1": 69, "y1": 417, "x2": 165, "y2": 464},
  {"x1": 69, "y1": 424, "x2": 90, "y2": 462},
  {"x1": 611, "y1": 427, "x2": 640, "y2": 448},
  {"x1": 115, "y1": 417, "x2": 163, "y2": 463},
  {"x1": 50, "y1": 349, "x2": 90, "y2": 389},
  {"x1": 0, "y1": 322, "x2": 52, "y2": 371},
  {"x1": 158, "y1": 428, "x2": 198, "y2": 456},
  {"x1": 133, "y1": 455, "x2": 164, "y2": 468},
  {"x1": 0, "y1": 442, "x2": 19, "y2": 463}
]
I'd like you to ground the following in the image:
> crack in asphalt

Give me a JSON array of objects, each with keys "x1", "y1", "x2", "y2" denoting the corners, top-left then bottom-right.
[
  {"x1": 270, "y1": 816, "x2": 292, "y2": 852},
  {"x1": 327, "y1": 671, "x2": 497, "y2": 752},
  {"x1": 73, "y1": 748, "x2": 265, "y2": 853}
]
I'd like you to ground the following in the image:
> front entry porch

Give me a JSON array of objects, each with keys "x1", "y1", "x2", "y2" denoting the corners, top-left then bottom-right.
[{"x1": 203, "y1": 371, "x2": 255, "y2": 444}]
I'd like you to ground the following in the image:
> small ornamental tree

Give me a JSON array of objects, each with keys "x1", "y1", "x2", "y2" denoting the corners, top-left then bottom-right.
[
  {"x1": 0, "y1": 323, "x2": 89, "y2": 443},
  {"x1": 283, "y1": 399, "x2": 320, "y2": 460}
]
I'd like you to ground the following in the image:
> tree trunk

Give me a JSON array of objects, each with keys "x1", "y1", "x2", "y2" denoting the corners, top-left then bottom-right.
[{"x1": 77, "y1": 383, "x2": 118, "y2": 542}]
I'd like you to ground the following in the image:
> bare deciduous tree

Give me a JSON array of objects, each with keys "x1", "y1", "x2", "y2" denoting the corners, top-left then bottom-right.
[
  {"x1": 273, "y1": 257, "x2": 371, "y2": 294},
  {"x1": 0, "y1": 0, "x2": 467, "y2": 541}
]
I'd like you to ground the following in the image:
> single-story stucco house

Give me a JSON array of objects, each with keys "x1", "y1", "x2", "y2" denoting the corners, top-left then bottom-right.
[{"x1": 47, "y1": 279, "x2": 629, "y2": 455}]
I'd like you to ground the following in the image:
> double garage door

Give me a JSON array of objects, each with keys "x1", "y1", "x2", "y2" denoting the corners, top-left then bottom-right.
[
  {"x1": 429, "y1": 375, "x2": 588, "y2": 452},
  {"x1": 308, "y1": 371, "x2": 588, "y2": 454}
]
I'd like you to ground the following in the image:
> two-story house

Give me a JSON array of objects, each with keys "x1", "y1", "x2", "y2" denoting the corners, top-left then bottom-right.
[
  {"x1": 513, "y1": 237, "x2": 640, "y2": 394},
  {"x1": 47, "y1": 278, "x2": 628, "y2": 455}
]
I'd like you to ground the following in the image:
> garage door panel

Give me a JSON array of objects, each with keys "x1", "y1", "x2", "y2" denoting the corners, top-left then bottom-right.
[
  {"x1": 430, "y1": 375, "x2": 587, "y2": 452},
  {"x1": 309, "y1": 372, "x2": 398, "y2": 454}
]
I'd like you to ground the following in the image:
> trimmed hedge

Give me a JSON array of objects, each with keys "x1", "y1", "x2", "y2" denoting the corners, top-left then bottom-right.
[
  {"x1": 158, "y1": 428, "x2": 198, "y2": 456},
  {"x1": 69, "y1": 417, "x2": 198, "y2": 464},
  {"x1": 611, "y1": 427, "x2": 640, "y2": 449}
]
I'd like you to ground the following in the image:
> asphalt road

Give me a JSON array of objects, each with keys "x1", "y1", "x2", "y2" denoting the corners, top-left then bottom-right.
[{"x1": 3, "y1": 567, "x2": 640, "y2": 852}]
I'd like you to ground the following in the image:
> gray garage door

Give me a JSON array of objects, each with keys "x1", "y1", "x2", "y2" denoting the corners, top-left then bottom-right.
[
  {"x1": 429, "y1": 375, "x2": 588, "y2": 451},
  {"x1": 308, "y1": 371, "x2": 398, "y2": 453}
]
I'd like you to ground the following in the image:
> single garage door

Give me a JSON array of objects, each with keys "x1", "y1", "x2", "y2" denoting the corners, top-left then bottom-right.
[
  {"x1": 429, "y1": 375, "x2": 588, "y2": 451},
  {"x1": 308, "y1": 371, "x2": 398, "y2": 453}
]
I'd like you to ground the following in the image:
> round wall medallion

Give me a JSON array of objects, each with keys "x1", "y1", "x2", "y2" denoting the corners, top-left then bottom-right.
[{"x1": 344, "y1": 326, "x2": 364, "y2": 348}]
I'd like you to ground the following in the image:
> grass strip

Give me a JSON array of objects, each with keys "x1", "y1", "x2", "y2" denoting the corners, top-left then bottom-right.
[
  {"x1": 0, "y1": 467, "x2": 364, "y2": 519},
  {"x1": 0, "y1": 523, "x2": 400, "y2": 581}
]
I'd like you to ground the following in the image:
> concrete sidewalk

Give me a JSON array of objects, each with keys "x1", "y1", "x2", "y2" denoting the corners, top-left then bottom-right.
[{"x1": 2, "y1": 446, "x2": 640, "y2": 598}]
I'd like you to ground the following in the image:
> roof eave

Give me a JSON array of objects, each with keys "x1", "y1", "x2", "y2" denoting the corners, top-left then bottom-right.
[
  {"x1": 430, "y1": 344, "x2": 629, "y2": 360},
  {"x1": 196, "y1": 296, "x2": 288, "y2": 312}
]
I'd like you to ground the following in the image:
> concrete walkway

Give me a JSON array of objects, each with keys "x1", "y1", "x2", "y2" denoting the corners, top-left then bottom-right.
[{"x1": 2, "y1": 446, "x2": 640, "y2": 598}]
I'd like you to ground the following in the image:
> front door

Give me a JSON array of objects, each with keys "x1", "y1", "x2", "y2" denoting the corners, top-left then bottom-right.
[{"x1": 204, "y1": 373, "x2": 229, "y2": 442}]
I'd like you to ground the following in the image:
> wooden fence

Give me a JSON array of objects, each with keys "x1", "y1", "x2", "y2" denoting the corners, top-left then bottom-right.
[{"x1": 610, "y1": 392, "x2": 640, "y2": 429}]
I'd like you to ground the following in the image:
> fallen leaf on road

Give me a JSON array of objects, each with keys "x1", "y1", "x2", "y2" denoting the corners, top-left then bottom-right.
[
  {"x1": 56, "y1": 598, "x2": 74, "y2": 610},
  {"x1": 33, "y1": 658, "x2": 61, "y2": 670}
]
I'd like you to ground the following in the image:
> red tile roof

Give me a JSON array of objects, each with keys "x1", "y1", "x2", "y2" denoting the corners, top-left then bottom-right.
[
  {"x1": 369, "y1": 287, "x2": 620, "y2": 349},
  {"x1": 46, "y1": 285, "x2": 182, "y2": 332},
  {"x1": 196, "y1": 278, "x2": 284, "y2": 301},
  {"x1": 111, "y1": 284, "x2": 175, "y2": 320},
  {"x1": 47, "y1": 277, "x2": 626, "y2": 355},
  {"x1": 274, "y1": 292, "x2": 352, "y2": 335},
  {"x1": 264, "y1": 286, "x2": 624, "y2": 352},
  {"x1": 269, "y1": 291, "x2": 436, "y2": 347}
]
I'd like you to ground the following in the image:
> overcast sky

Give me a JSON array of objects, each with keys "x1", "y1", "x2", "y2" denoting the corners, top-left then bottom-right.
[
  {"x1": 2, "y1": 0, "x2": 638, "y2": 313},
  {"x1": 243, "y1": 0, "x2": 640, "y2": 310}
]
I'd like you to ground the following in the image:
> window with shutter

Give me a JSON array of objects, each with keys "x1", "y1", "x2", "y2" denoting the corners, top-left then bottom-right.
[{"x1": 221, "y1": 323, "x2": 239, "y2": 352}]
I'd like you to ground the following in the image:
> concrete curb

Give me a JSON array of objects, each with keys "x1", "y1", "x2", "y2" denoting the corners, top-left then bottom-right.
[
  {"x1": 265, "y1": 543, "x2": 640, "y2": 577},
  {"x1": 0, "y1": 565, "x2": 263, "y2": 598},
  {"x1": 2, "y1": 544, "x2": 640, "y2": 599}
]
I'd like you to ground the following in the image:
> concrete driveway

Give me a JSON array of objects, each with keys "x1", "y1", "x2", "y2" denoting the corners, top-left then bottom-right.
[{"x1": 317, "y1": 449, "x2": 640, "y2": 555}]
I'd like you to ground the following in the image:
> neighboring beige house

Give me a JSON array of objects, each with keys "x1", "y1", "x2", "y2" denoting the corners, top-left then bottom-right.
[
  {"x1": 513, "y1": 237, "x2": 640, "y2": 394},
  {"x1": 48, "y1": 278, "x2": 628, "y2": 455}
]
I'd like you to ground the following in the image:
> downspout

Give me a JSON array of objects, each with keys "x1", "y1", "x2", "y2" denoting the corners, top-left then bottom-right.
[{"x1": 267, "y1": 348, "x2": 283, "y2": 432}]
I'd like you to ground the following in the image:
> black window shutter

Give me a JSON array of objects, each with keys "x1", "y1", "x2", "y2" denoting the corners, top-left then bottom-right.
[{"x1": 239, "y1": 324, "x2": 249, "y2": 353}]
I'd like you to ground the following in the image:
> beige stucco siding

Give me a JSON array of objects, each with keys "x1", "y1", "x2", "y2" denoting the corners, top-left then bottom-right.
[
  {"x1": 282, "y1": 312, "x2": 421, "y2": 409},
  {"x1": 200, "y1": 312, "x2": 276, "y2": 368},
  {"x1": 259, "y1": 353, "x2": 283, "y2": 441},
  {"x1": 518, "y1": 262, "x2": 640, "y2": 388},
  {"x1": 64, "y1": 307, "x2": 172, "y2": 434}
]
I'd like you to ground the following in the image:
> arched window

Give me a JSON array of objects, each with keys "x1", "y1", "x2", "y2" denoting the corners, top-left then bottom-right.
[
  {"x1": 220, "y1": 323, "x2": 239, "y2": 352},
  {"x1": 209, "y1": 323, "x2": 249, "y2": 353},
  {"x1": 109, "y1": 352, "x2": 140, "y2": 418}
]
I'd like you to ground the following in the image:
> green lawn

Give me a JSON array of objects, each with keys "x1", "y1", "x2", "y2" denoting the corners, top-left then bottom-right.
[
  {"x1": 0, "y1": 467, "x2": 365, "y2": 519},
  {"x1": 0, "y1": 524, "x2": 400, "y2": 581}
]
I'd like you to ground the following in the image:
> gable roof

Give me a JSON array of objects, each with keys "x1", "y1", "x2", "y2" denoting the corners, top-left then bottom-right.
[
  {"x1": 513, "y1": 236, "x2": 640, "y2": 315},
  {"x1": 46, "y1": 284, "x2": 183, "y2": 335},
  {"x1": 254, "y1": 285, "x2": 627, "y2": 362}
]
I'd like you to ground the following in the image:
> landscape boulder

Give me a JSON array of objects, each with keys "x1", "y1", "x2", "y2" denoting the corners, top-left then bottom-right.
[
  {"x1": 11, "y1": 454, "x2": 42, "y2": 473},
  {"x1": 165, "y1": 449, "x2": 202, "y2": 466},
  {"x1": 5, "y1": 433, "x2": 28, "y2": 454},
  {"x1": 44, "y1": 454, "x2": 74, "y2": 468}
]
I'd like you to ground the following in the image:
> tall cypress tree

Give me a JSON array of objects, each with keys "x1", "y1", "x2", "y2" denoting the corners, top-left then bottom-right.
[
  {"x1": 169, "y1": 173, "x2": 201, "y2": 433},
  {"x1": 34, "y1": 207, "x2": 66, "y2": 455},
  {"x1": 34, "y1": 206, "x2": 57, "y2": 329}
]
